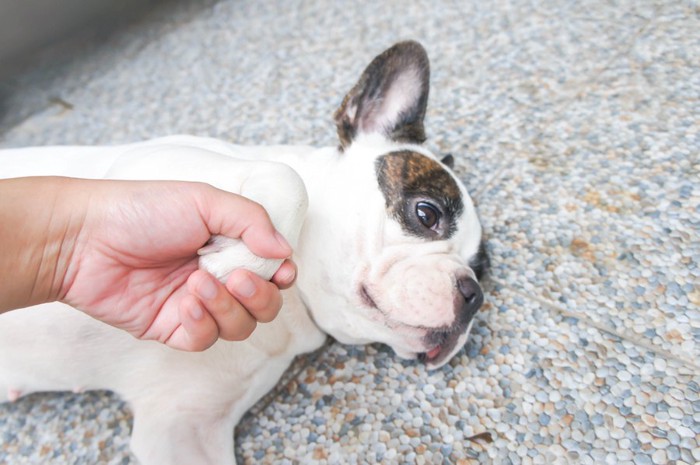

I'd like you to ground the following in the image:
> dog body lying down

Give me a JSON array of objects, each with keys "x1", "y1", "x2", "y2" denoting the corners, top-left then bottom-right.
[{"x1": 0, "y1": 41, "x2": 487, "y2": 464}]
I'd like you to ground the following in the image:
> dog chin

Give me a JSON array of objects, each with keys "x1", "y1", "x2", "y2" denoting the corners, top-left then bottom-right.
[{"x1": 394, "y1": 319, "x2": 476, "y2": 370}]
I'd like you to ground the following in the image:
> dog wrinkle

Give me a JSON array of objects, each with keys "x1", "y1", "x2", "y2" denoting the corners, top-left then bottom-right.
[
  {"x1": 359, "y1": 284, "x2": 378, "y2": 310},
  {"x1": 356, "y1": 280, "x2": 392, "y2": 326}
]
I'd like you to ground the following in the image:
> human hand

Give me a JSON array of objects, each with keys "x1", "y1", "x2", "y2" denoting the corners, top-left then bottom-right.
[{"x1": 37, "y1": 178, "x2": 296, "y2": 351}]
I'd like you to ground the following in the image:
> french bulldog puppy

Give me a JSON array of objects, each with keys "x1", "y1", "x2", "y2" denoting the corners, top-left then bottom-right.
[{"x1": 0, "y1": 41, "x2": 487, "y2": 465}]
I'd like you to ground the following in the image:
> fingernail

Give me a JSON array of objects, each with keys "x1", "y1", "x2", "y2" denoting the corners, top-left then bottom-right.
[
  {"x1": 275, "y1": 231, "x2": 292, "y2": 255},
  {"x1": 277, "y1": 267, "x2": 296, "y2": 284},
  {"x1": 233, "y1": 273, "x2": 256, "y2": 298},
  {"x1": 198, "y1": 275, "x2": 218, "y2": 300}
]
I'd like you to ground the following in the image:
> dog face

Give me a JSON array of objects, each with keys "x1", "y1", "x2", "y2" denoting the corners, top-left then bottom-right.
[{"x1": 297, "y1": 41, "x2": 488, "y2": 370}]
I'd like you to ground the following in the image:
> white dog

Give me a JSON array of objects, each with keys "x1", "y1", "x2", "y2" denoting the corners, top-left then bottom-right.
[{"x1": 0, "y1": 41, "x2": 487, "y2": 464}]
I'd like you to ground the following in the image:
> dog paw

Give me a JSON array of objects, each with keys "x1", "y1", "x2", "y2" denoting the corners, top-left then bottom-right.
[{"x1": 198, "y1": 235, "x2": 283, "y2": 282}]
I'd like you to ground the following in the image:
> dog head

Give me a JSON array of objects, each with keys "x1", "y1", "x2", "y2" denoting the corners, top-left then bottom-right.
[{"x1": 297, "y1": 41, "x2": 488, "y2": 370}]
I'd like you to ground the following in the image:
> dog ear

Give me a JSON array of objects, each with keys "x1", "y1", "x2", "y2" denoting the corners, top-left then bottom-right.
[
  {"x1": 334, "y1": 41, "x2": 430, "y2": 150},
  {"x1": 441, "y1": 153, "x2": 455, "y2": 169}
]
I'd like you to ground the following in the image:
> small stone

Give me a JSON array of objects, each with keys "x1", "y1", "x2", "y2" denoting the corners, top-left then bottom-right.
[
  {"x1": 651, "y1": 438, "x2": 669, "y2": 449},
  {"x1": 618, "y1": 449, "x2": 633, "y2": 461},
  {"x1": 595, "y1": 427, "x2": 610, "y2": 440},
  {"x1": 651, "y1": 450, "x2": 667, "y2": 465},
  {"x1": 610, "y1": 428, "x2": 625, "y2": 439},
  {"x1": 692, "y1": 448, "x2": 700, "y2": 462},
  {"x1": 633, "y1": 454, "x2": 652, "y2": 465},
  {"x1": 667, "y1": 446, "x2": 680, "y2": 460},
  {"x1": 613, "y1": 416, "x2": 626, "y2": 428},
  {"x1": 591, "y1": 449, "x2": 606, "y2": 461},
  {"x1": 667, "y1": 430, "x2": 681, "y2": 445},
  {"x1": 653, "y1": 359, "x2": 667, "y2": 371}
]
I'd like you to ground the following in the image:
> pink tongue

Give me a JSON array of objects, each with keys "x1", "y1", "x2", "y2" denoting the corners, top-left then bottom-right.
[{"x1": 427, "y1": 346, "x2": 442, "y2": 360}]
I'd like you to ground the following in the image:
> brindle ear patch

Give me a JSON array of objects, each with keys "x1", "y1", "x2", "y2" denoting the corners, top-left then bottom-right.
[{"x1": 376, "y1": 151, "x2": 464, "y2": 239}]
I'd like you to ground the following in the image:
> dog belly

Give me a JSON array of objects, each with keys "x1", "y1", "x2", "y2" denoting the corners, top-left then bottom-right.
[
  {"x1": 0, "y1": 303, "x2": 130, "y2": 400},
  {"x1": 0, "y1": 296, "x2": 324, "y2": 404}
]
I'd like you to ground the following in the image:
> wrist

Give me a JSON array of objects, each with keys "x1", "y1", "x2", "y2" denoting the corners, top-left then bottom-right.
[{"x1": 0, "y1": 177, "x2": 87, "y2": 311}]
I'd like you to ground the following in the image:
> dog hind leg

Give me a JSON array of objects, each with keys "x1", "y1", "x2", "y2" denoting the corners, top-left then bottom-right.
[{"x1": 129, "y1": 402, "x2": 237, "y2": 465}]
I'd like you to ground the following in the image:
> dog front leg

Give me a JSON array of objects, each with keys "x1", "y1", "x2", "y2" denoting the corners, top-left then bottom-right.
[
  {"x1": 130, "y1": 405, "x2": 237, "y2": 465},
  {"x1": 198, "y1": 161, "x2": 309, "y2": 282},
  {"x1": 105, "y1": 146, "x2": 308, "y2": 282}
]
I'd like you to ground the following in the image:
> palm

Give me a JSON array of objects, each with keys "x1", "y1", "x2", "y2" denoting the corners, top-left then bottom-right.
[
  {"x1": 63, "y1": 186, "x2": 213, "y2": 341},
  {"x1": 56, "y1": 180, "x2": 294, "y2": 351}
]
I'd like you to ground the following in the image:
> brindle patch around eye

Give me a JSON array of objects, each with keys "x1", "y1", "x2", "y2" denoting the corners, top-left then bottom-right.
[{"x1": 375, "y1": 151, "x2": 464, "y2": 239}]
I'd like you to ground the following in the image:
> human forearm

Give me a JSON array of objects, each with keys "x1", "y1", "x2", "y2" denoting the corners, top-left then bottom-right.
[{"x1": 0, "y1": 177, "x2": 85, "y2": 312}]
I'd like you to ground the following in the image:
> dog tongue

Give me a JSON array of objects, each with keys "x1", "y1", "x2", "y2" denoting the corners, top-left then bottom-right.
[{"x1": 426, "y1": 345, "x2": 442, "y2": 360}]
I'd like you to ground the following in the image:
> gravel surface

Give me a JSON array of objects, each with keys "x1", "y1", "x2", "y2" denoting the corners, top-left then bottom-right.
[{"x1": 1, "y1": 0, "x2": 697, "y2": 464}]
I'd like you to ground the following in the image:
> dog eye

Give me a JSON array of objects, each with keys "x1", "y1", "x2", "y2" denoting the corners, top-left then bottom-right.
[{"x1": 415, "y1": 201, "x2": 441, "y2": 229}]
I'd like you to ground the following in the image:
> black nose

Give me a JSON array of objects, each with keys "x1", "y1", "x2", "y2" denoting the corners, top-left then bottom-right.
[{"x1": 457, "y1": 276, "x2": 484, "y2": 324}]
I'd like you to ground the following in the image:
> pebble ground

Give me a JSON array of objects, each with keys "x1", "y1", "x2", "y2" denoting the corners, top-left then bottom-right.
[{"x1": 0, "y1": 0, "x2": 698, "y2": 464}]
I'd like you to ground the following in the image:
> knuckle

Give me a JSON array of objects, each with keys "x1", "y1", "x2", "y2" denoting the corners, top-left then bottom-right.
[
  {"x1": 256, "y1": 298, "x2": 282, "y2": 323},
  {"x1": 220, "y1": 311, "x2": 256, "y2": 341},
  {"x1": 247, "y1": 199, "x2": 270, "y2": 220},
  {"x1": 236, "y1": 321, "x2": 257, "y2": 341},
  {"x1": 251, "y1": 283, "x2": 281, "y2": 323},
  {"x1": 190, "y1": 339, "x2": 211, "y2": 352}
]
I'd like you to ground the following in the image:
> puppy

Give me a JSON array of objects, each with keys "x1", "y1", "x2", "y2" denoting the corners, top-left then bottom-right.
[{"x1": 0, "y1": 41, "x2": 487, "y2": 465}]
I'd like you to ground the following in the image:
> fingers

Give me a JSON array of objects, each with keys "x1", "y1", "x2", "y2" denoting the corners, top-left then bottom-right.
[
  {"x1": 174, "y1": 295, "x2": 220, "y2": 351},
  {"x1": 196, "y1": 187, "x2": 292, "y2": 260},
  {"x1": 271, "y1": 259, "x2": 297, "y2": 290},
  {"x1": 170, "y1": 267, "x2": 288, "y2": 351},
  {"x1": 226, "y1": 269, "x2": 283, "y2": 323},
  {"x1": 188, "y1": 270, "x2": 259, "y2": 340}
]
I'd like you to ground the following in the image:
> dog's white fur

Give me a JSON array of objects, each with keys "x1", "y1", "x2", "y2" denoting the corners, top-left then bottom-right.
[{"x1": 0, "y1": 42, "x2": 484, "y2": 464}]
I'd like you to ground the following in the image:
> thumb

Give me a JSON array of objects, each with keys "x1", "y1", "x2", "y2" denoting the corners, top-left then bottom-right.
[{"x1": 195, "y1": 185, "x2": 292, "y2": 259}]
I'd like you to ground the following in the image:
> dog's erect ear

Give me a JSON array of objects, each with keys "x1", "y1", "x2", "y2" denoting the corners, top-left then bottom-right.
[
  {"x1": 334, "y1": 41, "x2": 430, "y2": 150},
  {"x1": 441, "y1": 153, "x2": 455, "y2": 169}
]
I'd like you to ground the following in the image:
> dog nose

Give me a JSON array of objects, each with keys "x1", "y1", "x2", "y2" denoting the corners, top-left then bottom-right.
[{"x1": 457, "y1": 276, "x2": 484, "y2": 324}]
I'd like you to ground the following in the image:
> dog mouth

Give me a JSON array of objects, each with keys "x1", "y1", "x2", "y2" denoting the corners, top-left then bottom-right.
[
  {"x1": 418, "y1": 318, "x2": 475, "y2": 369},
  {"x1": 359, "y1": 283, "x2": 475, "y2": 368}
]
